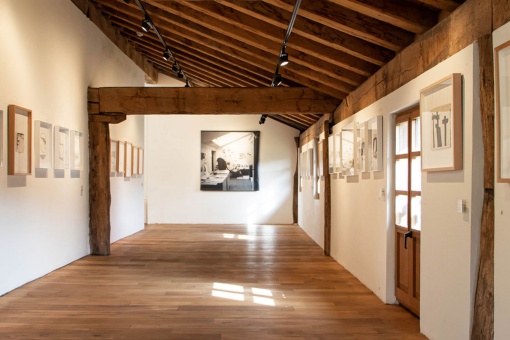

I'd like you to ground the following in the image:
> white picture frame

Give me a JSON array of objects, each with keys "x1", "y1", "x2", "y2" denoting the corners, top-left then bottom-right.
[
  {"x1": 110, "y1": 140, "x2": 118, "y2": 174},
  {"x1": 356, "y1": 121, "x2": 368, "y2": 173},
  {"x1": 132, "y1": 145, "x2": 139, "y2": 176},
  {"x1": 125, "y1": 142, "x2": 132, "y2": 177},
  {"x1": 368, "y1": 115, "x2": 383, "y2": 172},
  {"x1": 341, "y1": 123, "x2": 356, "y2": 176},
  {"x1": 70, "y1": 130, "x2": 83, "y2": 170},
  {"x1": 318, "y1": 138, "x2": 324, "y2": 177},
  {"x1": 34, "y1": 120, "x2": 52, "y2": 169},
  {"x1": 334, "y1": 132, "x2": 341, "y2": 173},
  {"x1": 328, "y1": 135, "x2": 334, "y2": 174},
  {"x1": 138, "y1": 148, "x2": 144, "y2": 175},
  {"x1": 54, "y1": 126, "x2": 69, "y2": 170},
  {"x1": 118, "y1": 141, "x2": 125, "y2": 174},
  {"x1": 495, "y1": 41, "x2": 510, "y2": 182}
]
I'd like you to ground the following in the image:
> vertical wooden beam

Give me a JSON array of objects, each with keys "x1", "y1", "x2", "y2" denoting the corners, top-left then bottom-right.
[
  {"x1": 293, "y1": 137, "x2": 299, "y2": 224},
  {"x1": 323, "y1": 120, "x2": 331, "y2": 256},
  {"x1": 472, "y1": 34, "x2": 495, "y2": 340},
  {"x1": 88, "y1": 119, "x2": 111, "y2": 255}
]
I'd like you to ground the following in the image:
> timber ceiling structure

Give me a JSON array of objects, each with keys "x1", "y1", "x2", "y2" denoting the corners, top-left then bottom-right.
[{"x1": 77, "y1": 0, "x2": 466, "y2": 131}]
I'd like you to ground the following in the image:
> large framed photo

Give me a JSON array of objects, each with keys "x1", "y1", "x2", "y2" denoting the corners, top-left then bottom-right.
[
  {"x1": 54, "y1": 126, "x2": 70, "y2": 170},
  {"x1": 8, "y1": 105, "x2": 32, "y2": 175},
  {"x1": 201, "y1": 131, "x2": 259, "y2": 191},
  {"x1": 34, "y1": 120, "x2": 52, "y2": 169},
  {"x1": 495, "y1": 41, "x2": 510, "y2": 182},
  {"x1": 420, "y1": 73, "x2": 462, "y2": 171}
]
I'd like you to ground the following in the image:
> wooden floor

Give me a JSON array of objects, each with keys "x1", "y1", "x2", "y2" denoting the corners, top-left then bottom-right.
[{"x1": 0, "y1": 224, "x2": 424, "y2": 339}]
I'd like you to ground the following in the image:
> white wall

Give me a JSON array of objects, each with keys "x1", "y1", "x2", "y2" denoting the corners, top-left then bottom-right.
[
  {"x1": 146, "y1": 115, "x2": 299, "y2": 224},
  {"x1": 493, "y1": 21, "x2": 510, "y2": 340},
  {"x1": 315, "y1": 45, "x2": 483, "y2": 339},
  {"x1": 0, "y1": 0, "x2": 146, "y2": 295}
]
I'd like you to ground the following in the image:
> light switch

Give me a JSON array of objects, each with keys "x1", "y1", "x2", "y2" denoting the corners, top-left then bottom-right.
[{"x1": 457, "y1": 199, "x2": 465, "y2": 213}]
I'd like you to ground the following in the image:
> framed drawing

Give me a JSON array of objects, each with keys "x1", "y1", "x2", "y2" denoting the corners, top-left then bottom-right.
[
  {"x1": 334, "y1": 132, "x2": 341, "y2": 173},
  {"x1": 356, "y1": 121, "x2": 368, "y2": 173},
  {"x1": 118, "y1": 141, "x2": 125, "y2": 174},
  {"x1": 70, "y1": 130, "x2": 83, "y2": 170},
  {"x1": 125, "y1": 142, "x2": 132, "y2": 177},
  {"x1": 368, "y1": 116, "x2": 383, "y2": 172},
  {"x1": 54, "y1": 126, "x2": 69, "y2": 170},
  {"x1": 138, "y1": 148, "x2": 144, "y2": 175},
  {"x1": 495, "y1": 41, "x2": 510, "y2": 182},
  {"x1": 34, "y1": 120, "x2": 52, "y2": 169},
  {"x1": 8, "y1": 105, "x2": 32, "y2": 175},
  {"x1": 328, "y1": 135, "x2": 334, "y2": 174},
  {"x1": 420, "y1": 73, "x2": 462, "y2": 171},
  {"x1": 201, "y1": 131, "x2": 260, "y2": 191},
  {"x1": 110, "y1": 140, "x2": 118, "y2": 174},
  {"x1": 341, "y1": 123, "x2": 356, "y2": 176},
  {"x1": 132, "y1": 145, "x2": 139, "y2": 176}
]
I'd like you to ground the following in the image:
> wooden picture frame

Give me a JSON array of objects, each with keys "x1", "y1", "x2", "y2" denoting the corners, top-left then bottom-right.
[
  {"x1": 54, "y1": 126, "x2": 70, "y2": 170},
  {"x1": 34, "y1": 120, "x2": 52, "y2": 169},
  {"x1": 495, "y1": 41, "x2": 510, "y2": 182},
  {"x1": 420, "y1": 73, "x2": 462, "y2": 171},
  {"x1": 132, "y1": 145, "x2": 139, "y2": 176},
  {"x1": 118, "y1": 141, "x2": 125, "y2": 174},
  {"x1": 110, "y1": 140, "x2": 118, "y2": 174},
  {"x1": 70, "y1": 130, "x2": 83, "y2": 170},
  {"x1": 125, "y1": 142, "x2": 132, "y2": 177},
  {"x1": 8, "y1": 105, "x2": 32, "y2": 175}
]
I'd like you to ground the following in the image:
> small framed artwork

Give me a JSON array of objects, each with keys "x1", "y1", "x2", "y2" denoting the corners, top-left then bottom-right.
[
  {"x1": 138, "y1": 148, "x2": 144, "y2": 175},
  {"x1": 132, "y1": 145, "x2": 139, "y2": 176},
  {"x1": 308, "y1": 148, "x2": 314, "y2": 178},
  {"x1": 341, "y1": 123, "x2": 356, "y2": 176},
  {"x1": 368, "y1": 116, "x2": 383, "y2": 171},
  {"x1": 110, "y1": 140, "x2": 118, "y2": 174},
  {"x1": 356, "y1": 121, "x2": 368, "y2": 173},
  {"x1": 118, "y1": 141, "x2": 125, "y2": 174},
  {"x1": 34, "y1": 120, "x2": 52, "y2": 169},
  {"x1": 8, "y1": 105, "x2": 32, "y2": 175},
  {"x1": 420, "y1": 73, "x2": 462, "y2": 171},
  {"x1": 318, "y1": 139, "x2": 324, "y2": 177},
  {"x1": 70, "y1": 130, "x2": 83, "y2": 170},
  {"x1": 495, "y1": 41, "x2": 510, "y2": 182},
  {"x1": 125, "y1": 142, "x2": 132, "y2": 177},
  {"x1": 54, "y1": 126, "x2": 70, "y2": 170},
  {"x1": 334, "y1": 132, "x2": 341, "y2": 173},
  {"x1": 328, "y1": 135, "x2": 334, "y2": 174}
]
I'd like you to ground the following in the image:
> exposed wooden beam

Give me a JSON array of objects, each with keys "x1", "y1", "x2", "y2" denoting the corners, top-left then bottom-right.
[
  {"x1": 417, "y1": 0, "x2": 464, "y2": 12},
  {"x1": 93, "y1": 87, "x2": 340, "y2": 115},
  {"x1": 70, "y1": 0, "x2": 158, "y2": 82}
]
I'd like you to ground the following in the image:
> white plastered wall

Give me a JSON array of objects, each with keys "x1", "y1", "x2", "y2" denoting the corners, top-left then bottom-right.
[
  {"x1": 0, "y1": 0, "x2": 146, "y2": 295},
  {"x1": 324, "y1": 45, "x2": 483, "y2": 339},
  {"x1": 145, "y1": 115, "x2": 299, "y2": 224},
  {"x1": 493, "y1": 21, "x2": 510, "y2": 340}
]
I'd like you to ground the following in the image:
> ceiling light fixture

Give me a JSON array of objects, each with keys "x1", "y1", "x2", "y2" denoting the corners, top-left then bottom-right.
[
  {"x1": 259, "y1": 114, "x2": 268, "y2": 125},
  {"x1": 185, "y1": 79, "x2": 190, "y2": 87},
  {"x1": 163, "y1": 48, "x2": 171, "y2": 61},
  {"x1": 279, "y1": 48, "x2": 289, "y2": 67},
  {"x1": 178, "y1": 70, "x2": 184, "y2": 78},
  {"x1": 141, "y1": 17, "x2": 153, "y2": 33}
]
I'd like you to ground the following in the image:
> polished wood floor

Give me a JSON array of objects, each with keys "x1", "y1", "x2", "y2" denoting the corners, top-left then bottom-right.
[{"x1": 0, "y1": 224, "x2": 424, "y2": 339}]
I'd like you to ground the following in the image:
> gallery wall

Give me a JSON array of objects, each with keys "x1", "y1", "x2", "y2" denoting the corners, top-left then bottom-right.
[
  {"x1": 0, "y1": 0, "x2": 146, "y2": 295},
  {"x1": 145, "y1": 115, "x2": 299, "y2": 225},
  {"x1": 493, "y1": 20, "x2": 510, "y2": 340}
]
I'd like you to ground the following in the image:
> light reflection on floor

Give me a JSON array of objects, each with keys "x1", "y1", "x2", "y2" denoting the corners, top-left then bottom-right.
[{"x1": 212, "y1": 282, "x2": 277, "y2": 306}]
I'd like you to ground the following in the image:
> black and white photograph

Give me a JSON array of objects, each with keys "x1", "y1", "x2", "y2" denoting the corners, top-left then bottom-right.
[{"x1": 201, "y1": 131, "x2": 259, "y2": 191}]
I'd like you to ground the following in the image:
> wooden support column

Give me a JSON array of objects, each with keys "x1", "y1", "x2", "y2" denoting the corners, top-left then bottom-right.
[
  {"x1": 322, "y1": 120, "x2": 331, "y2": 256},
  {"x1": 293, "y1": 137, "x2": 299, "y2": 224},
  {"x1": 472, "y1": 34, "x2": 495, "y2": 339}
]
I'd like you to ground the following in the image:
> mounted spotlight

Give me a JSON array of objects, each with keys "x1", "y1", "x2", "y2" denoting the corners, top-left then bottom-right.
[
  {"x1": 279, "y1": 48, "x2": 289, "y2": 66},
  {"x1": 178, "y1": 70, "x2": 184, "y2": 78},
  {"x1": 273, "y1": 74, "x2": 282, "y2": 86},
  {"x1": 172, "y1": 63, "x2": 178, "y2": 72},
  {"x1": 141, "y1": 17, "x2": 153, "y2": 32},
  {"x1": 185, "y1": 79, "x2": 190, "y2": 87},
  {"x1": 163, "y1": 48, "x2": 171, "y2": 61},
  {"x1": 259, "y1": 114, "x2": 268, "y2": 125}
]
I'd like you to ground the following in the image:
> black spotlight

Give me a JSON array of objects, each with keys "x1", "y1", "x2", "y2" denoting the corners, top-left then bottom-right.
[
  {"x1": 273, "y1": 74, "x2": 282, "y2": 86},
  {"x1": 163, "y1": 48, "x2": 171, "y2": 61},
  {"x1": 185, "y1": 79, "x2": 190, "y2": 87},
  {"x1": 279, "y1": 49, "x2": 289, "y2": 67},
  {"x1": 141, "y1": 17, "x2": 153, "y2": 32},
  {"x1": 178, "y1": 70, "x2": 184, "y2": 78},
  {"x1": 172, "y1": 63, "x2": 178, "y2": 72},
  {"x1": 259, "y1": 114, "x2": 268, "y2": 125}
]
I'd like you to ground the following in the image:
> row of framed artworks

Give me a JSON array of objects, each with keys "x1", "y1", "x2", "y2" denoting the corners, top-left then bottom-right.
[
  {"x1": 110, "y1": 139, "x2": 144, "y2": 177},
  {"x1": 3, "y1": 105, "x2": 83, "y2": 176}
]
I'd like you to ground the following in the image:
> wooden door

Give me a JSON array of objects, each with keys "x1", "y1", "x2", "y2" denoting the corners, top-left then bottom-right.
[{"x1": 395, "y1": 107, "x2": 421, "y2": 316}]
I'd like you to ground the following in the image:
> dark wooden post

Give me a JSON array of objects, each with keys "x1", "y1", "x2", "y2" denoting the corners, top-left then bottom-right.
[
  {"x1": 293, "y1": 137, "x2": 299, "y2": 224},
  {"x1": 472, "y1": 34, "x2": 495, "y2": 339},
  {"x1": 322, "y1": 120, "x2": 331, "y2": 256}
]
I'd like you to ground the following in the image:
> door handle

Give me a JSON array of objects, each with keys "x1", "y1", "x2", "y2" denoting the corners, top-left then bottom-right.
[{"x1": 404, "y1": 231, "x2": 413, "y2": 249}]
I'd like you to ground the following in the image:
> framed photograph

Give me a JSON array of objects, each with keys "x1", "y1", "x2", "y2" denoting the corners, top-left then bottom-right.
[
  {"x1": 8, "y1": 105, "x2": 32, "y2": 175},
  {"x1": 201, "y1": 131, "x2": 260, "y2": 191},
  {"x1": 118, "y1": 141, "x2": 125, "y2": 174},
  {"x1": 341, "y1": 123, "x2": 356, "y2": 176},
  {"x1": 356, "y1": 121, "x2": 368, "y2": 173},
  {"x1": 132, "y1": 145, "x2": 139, "y2": 176},
  {"x1": 495, "y1": 41, "x2": 510, "y2": 182},
  {"x1": 34, "y1": 120, "x2": 52, "y2": 169},
  {"x1": 138, "y1": 147, "x2": 144, "y2": 175},
  {"x1": 125, "y1": 142, "x2": 132, "y2": 177},
  {"x1": 328, "y1": 135, "x2": 334, "y2": 174},
  {"x1": 368, "y1": 115, "x2": 383, "y2": 172},
  {"x1": 54, "y1": 126, "x2": 69, "y2": 170},
  {"x1": 420, "y1": 73, "x2": 462, "y2": 171},
  {"x1": 334, "y1": 132, "x2": 341, "y2": 173},
  {"x1": 70, "y1": 130, "x2": 83, "y2": 170},
  {"x1": 110, "y1": 140, "x2": 118, "y2": 174}
]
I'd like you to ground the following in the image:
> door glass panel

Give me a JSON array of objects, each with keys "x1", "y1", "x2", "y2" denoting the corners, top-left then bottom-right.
[
  {"x1": 412, "y1": 117, "x2": 421, "y2": 152},
  {"x1": 396, "y1": 121, "x2": 408, "y2": 155},
  {"x1": 411, "y1": 156, "x2": 421, "y2": 191},
  {"x1": 395, "y1": 194, "x2": 408, "y2": 228},
  {"x1": 395, "y1": 158, "x2": 408, "y2": 191},
  {"x1": 411, "y1": 196, "x2": 421, "y2": 231}
]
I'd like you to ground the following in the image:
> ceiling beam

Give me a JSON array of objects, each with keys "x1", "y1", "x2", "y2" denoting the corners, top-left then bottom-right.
[
  {"x1": 90, "y1": 87, "x2": 341, "y2": 115},
  {"x1": 417, "y1": 0, "x2": 464, "y2": 13}
]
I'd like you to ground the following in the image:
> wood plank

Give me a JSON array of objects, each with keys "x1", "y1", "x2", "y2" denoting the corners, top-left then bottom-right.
[
  {"x1": 96, "y1": 87, "x2": 340, "y2": 115},
  {"x1": 70, "y1": 0, "x2": 158, "y2": 82},
  {"x1": 417, "y1": 0, "x2": 464, "y2": 13},
  {"x1": 0, "y1": 224, "x2": 424, "y2": 339}
]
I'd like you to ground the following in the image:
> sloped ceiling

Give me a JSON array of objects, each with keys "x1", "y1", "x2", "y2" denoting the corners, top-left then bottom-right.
[{"x1": 75, "y1": 0, "x2": 466, "y2": 131}]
